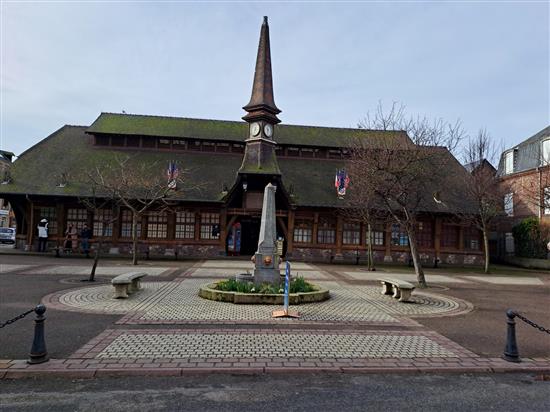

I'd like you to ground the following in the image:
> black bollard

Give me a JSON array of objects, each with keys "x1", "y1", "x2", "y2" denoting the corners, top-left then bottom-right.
[
  {"x1": 27, "y1": 304, "x2": 49, "y2": 364},
  {"x1": 502, "y1": 309, "x2": 521, "y2": 363}
]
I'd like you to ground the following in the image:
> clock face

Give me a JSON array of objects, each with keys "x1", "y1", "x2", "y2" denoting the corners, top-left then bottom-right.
[
  {"x1": 250, "y1": 122, "x2": 261, "y2": 137},
  {"x1": 264, "y1": 124, "x2": 273, "y2": 138}
]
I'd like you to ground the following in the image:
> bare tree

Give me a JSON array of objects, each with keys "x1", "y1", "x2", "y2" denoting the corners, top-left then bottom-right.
[
  {"x1": 460, "y1": 129, "x2": 503, "y2": 273},
  {"x1": 78, "y1": 190, "x2": 119, "y2": 281},
  {"x1": 348, "y1": 102, "x2": 465, "y2": 288},
  {"x1": 85, "y1": 155, "x2": 186, "y2": 265}
]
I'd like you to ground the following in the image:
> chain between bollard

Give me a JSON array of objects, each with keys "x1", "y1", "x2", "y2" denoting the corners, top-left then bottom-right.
[
  {"x1": 0, "y1": 308, "x2": 35, "y2": 329},
  {"x1": 514, "y1": 313, "x2": 550, "y2": 334}
]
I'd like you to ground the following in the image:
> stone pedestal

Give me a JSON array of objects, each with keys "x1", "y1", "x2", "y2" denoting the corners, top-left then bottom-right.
[{"x1": 253, "y1": 183, "x2": 280, "y2": 285}]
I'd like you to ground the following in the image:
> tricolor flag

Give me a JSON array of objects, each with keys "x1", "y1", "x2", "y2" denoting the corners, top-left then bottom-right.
[
  {"x1": 335, "y1": 169, "x2": 350, "y2": 198},
  {"x1": 167, "y1": 161, "x2": 179, "y2": 189}
]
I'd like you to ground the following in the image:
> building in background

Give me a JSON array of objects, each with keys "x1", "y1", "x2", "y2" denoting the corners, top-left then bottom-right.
[{"x1": 0, "y1": 17, "x2": 483, "y2": 265}]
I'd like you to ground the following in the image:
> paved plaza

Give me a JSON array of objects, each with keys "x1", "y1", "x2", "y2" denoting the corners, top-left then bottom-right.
[{"x1": 1, "y1": 255, "x2": 549, "y2": 378}]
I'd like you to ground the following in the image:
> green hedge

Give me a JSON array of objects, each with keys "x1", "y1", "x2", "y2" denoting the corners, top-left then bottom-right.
[{"x1": 512, "y1": 217, "x2": 547, "y2": 259}]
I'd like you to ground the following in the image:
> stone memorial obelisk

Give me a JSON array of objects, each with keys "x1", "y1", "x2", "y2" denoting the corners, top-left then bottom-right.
[{"x1": 253, "y1": 183, "x2": 280, "y2": 285}]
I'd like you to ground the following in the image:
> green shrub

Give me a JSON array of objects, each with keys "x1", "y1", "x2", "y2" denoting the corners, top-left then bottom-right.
[
  {"x1": 512, "y1": 217, "x2": 547, "y2": 259},
  {"x1": 290, "y1": 276, "x2": 315, "y2": 293},
  {"x1": 214, "y1": 276, "x2": 315, "y2": 294}
]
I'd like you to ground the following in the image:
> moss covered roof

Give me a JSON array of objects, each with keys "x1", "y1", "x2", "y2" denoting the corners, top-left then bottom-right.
[
  {"x1": 1, "y1": 123, "x2": 474, "y2": 213},
  {"x1": 87, "y1": 112, "x2": 410, "y2": 148}
]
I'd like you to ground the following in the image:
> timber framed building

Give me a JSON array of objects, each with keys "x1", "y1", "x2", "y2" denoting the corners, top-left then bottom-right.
[{"x1": 1, "y1": 17, "x2": 484, "y2": 265}]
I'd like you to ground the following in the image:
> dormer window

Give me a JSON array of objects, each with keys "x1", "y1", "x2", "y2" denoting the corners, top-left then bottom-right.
[
  {"x1": 504, "y1": 151, "x2": 514, "y2": 174},
  {"x1": 541, "y1": 139, "x2": 550, "y2": 165}
]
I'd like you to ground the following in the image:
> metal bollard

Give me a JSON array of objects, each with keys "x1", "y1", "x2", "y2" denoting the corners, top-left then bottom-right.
[
  {"x1": 502, "y1": 309, "x2": 521, "y2": 363},
  {"x1": 27, "y1": 304, "x2": 49, "y2": 364}
]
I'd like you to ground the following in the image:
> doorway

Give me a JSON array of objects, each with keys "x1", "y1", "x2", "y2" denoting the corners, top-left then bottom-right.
[{"x1": 239, "y1": 217, "x2": 261, "y2": 256}]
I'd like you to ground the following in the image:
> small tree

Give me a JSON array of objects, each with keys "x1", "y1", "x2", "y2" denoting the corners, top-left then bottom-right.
[
  {"x1": 349, "y1": 102, "x2": 465, "y2": 287},
  {"x1": 78, "y1": 190, "x2": 119, "y2": 281},
  {"x1": 460, "y1": 129, "x2": 503, "y2": 273},
  {"x1": 85, "y1": 155, "x2": 185, "y2": 265}
]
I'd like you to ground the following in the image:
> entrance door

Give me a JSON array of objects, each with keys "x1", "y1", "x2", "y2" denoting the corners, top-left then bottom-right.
[{"x1": 240, "y1": 217, "x2": 261, "y2": 256}]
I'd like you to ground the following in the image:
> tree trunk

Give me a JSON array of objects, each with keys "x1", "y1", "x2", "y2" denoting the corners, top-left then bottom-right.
[
  {"x1": 407, "y1": 228, "x2": 427, "y2": 288},
  {"x1": 89, "y1": 222, "x2": 106, "y2": 281},
  {"x1": 132, "y1": 212, "x2": 139, "y2": 266},
  {"x1": 366, "y1": 222, "x2": 375, "y2": 271},
  {"x1": 482, "y1": 225, "x2": 490, "y2": 274}
]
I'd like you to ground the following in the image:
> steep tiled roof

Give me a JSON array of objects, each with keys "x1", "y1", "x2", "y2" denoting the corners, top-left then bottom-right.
[
  {"x1": 1, "y1": 123, "x2": 474, "y2": 213},
  {"x1": 86, "y1": 113, "x2": 411, "y2": 149},
  {"x1": 497, "y1": 125, "x2": 550, "y2": 176}
]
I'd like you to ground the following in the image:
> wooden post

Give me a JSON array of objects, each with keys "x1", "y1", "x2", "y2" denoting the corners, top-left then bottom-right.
[
  {"x1": 194, "y1": 211, "x2": 200, "y2": 241},
  {"x1": 219, "y1": 208, "x2": 227, "y2": 254},
  {"x1": 312, "y1": 212, "x2": 319, "y2": 245},
  {"x1": 384, "y1": 221, "x2": 392, "y2": 261},
  {"x1": 434, "y1": 217, "x2": 442, "y2": 265},
  {"x1": 335, "y1": 214, "x2": 343, "y2": 259},
  {"x1": 27, "y1": 199, "x2": 34, "y2": 250},
  {"x1": 287, "y1": 209, "x2": 294, "y2": 254},
  {"x1": 458, "y1": 225, "x2": 464, "y2": 251}
]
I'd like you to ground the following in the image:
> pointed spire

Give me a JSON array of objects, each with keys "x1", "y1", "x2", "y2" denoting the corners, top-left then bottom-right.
[{"x1": 243, "y1": 16, "x2": 281, "y2": 124}]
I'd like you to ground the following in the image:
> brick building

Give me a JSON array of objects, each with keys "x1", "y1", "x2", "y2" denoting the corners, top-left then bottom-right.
[{"x1": 0, "y1": 17, "x2": 484, "y2": 265}]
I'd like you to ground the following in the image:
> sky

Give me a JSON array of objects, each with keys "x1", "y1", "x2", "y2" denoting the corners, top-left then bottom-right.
[{"x1": 1, "y1": 1, "x2": 548, "y2": 161}]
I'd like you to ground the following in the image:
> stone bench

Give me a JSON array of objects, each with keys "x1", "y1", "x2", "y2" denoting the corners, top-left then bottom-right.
[
  {"x1": 112, "y1": 272, "x2": 147, "y2": 299},
  {"x1": 378, "y1": 277, "x2": 415, "y2": 303}
]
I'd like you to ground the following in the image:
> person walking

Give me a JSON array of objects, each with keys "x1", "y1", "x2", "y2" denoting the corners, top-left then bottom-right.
[
  {"x1": 37, "y1": 219, "x2": 48, "y2": 252},
  {"x1": 80, "y1": 223, "x2": 93, "y2": 258}
]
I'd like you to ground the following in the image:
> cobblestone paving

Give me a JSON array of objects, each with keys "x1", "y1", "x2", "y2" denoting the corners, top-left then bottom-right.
[
  {"x1": 96, "y1": 331, "x2": 458, "y2": 359},
  {"x1": 56, "y1": 282, "x2": 172, "y2": 313},
  {"x1": 199, "y1": 261, "x2": 316, "y2": 271},
  {"x1": 190, "y1": 268, "x2": 329, "y2": 280},
  {"x1": 51, "y1": 279, "x2": 465, "y2": 323},
  {"x1": 22, "y1": 265, "x2": 170, "y2": 276},
  {"x1": 344, "y1": 272, "x2": 471, "y2": 283}
]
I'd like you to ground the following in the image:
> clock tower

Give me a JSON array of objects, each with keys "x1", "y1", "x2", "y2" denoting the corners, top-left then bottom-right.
[{"x1": 239, "y1": 16, "x2": 281, "y2": 176}]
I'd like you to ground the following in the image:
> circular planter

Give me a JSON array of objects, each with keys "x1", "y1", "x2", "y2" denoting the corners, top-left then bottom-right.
[{"x1": 199, "y1": 282, "x2": 330, "y2": 305}]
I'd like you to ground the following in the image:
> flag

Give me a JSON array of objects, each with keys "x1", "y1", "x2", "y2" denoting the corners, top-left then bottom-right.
[
  {"x1": 335, "y1": 169, "x2": 350, "y2": 198},
  {"x1": 167, "y1": 161, "x2": 179, "y2": 189}
]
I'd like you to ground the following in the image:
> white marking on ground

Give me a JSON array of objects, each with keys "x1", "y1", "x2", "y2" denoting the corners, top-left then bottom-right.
[{"x1": 464, "y1": 276, "x2": 544, "y2": 285}]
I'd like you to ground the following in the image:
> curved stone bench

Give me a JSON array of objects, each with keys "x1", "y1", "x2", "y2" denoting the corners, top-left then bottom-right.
[
  {"x1": 112, "y1": 272, "x2": 147, "y2": 299},
  {"x1": 378, "y1": 277, "x2": 415, "y2": 303}
]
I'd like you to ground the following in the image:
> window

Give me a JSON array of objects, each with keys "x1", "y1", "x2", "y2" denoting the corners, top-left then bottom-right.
[
  {"x1": 464, "y1": 226, "x2": 480, "y2": 250},
  {"x1": 38, "y1": 207, "x2": 57, "y2": 235},
  {"x1": 216, "y1": 143, "x2": 230, "y2": 153},
  {"x1": 176, "y1": 211, "x2": 195, "y2": 239},
  {"x1": 147, "y1": 211, "x2": 168, "y2": 238},
  {"x1": 158, "y1": 139, "x2": 171, "y2": 149},
  {"x1": 416, "y1": 221, "x2": 433, "y2": 248},
  {"x1": 366, "y1": 226, "x2": 385, "y2": 246},
  {"x1": 544, "y1": 187, "x2": 550, "y2": 215},
  {"x1": 95, "y1": 135, "x2": 109, "y2": 146},
  {"x1": 343, "y1": 222, "x2": 361, "y2": 245},
  {"x1": 120, "y1": 210, "x2": 141, "y2": 238},
  {"x1": 293, "y1": 219, "x2": 313, "y2": 243},
  {"x1": 66, "y1": 208, "x2": 87, "y2": 230},
  {"x1": 391, "y1": 224, "x2": 409, "y2": 246},
  {"x1": 504, "y1": 151, "x2": 514, "y2": 174},
  {"x1": 173, "y1": 139, "x2": 186, "y2": 149},
  {"x1": 317, "y1": 216, "x2": 336, "y2": 244},
  {"x1": 142, "y1": 138, "x2": 156, "y2": 148},
  {"x1": 441, "y1": 224, "x2": 459, "y2": 248},
  {"x1": 200, "y1": 213, "x2": 220, "y2": 240},
  {"x1": 504, "y1": 193, "x2": 514, "y2": 216},
  {"x1": 93, "y1": 209, "x2": 113, "y2": 237},
  {"x1": 542, "y1": 139, "x2": 550, "y2": 165},
  {"x1": 126, "y1": 136, "x2": 140, "y2": 147},
  {"x1": 232, "y1": 144, "x2": 244, "y2": 153},
  {"x1": 288, "y1": 147, "x2": 300, "y2": 157},
  {"x1": 111, "y1": 136, "x2": 124, "y2": 147}
]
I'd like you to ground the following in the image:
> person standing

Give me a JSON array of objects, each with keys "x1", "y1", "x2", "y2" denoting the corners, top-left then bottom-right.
[
  {"x1": 37, "y1": 219, "x2": 48, "y2": 252},
  {"x1": 64, "y1": 224, "x2": 78, "y2": 253},
  {"x1": 80, "y1": 223, "x2": 93, "y2": 258}
]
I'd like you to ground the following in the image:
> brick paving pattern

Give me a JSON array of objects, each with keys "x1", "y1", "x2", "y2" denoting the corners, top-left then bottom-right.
[{"x1": 1, "y1": 259, "x2": 549, "y2": 378}]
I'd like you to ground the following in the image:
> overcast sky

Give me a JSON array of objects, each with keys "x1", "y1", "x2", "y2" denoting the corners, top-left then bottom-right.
[{"x1": 1, "y1": 1, "x2": 548, "y2": 161}]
